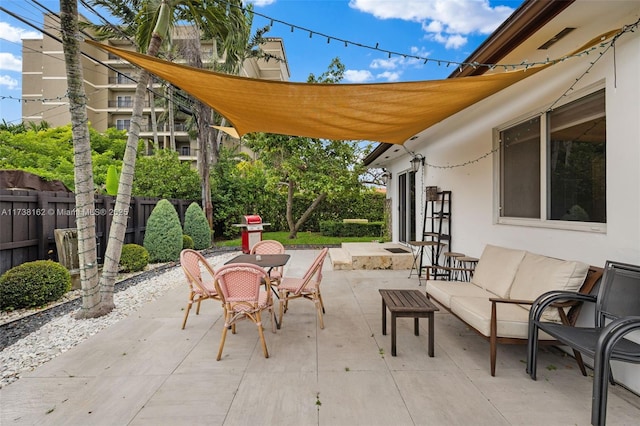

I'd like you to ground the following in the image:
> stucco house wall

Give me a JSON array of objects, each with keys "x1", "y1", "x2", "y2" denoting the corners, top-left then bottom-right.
[
  {"x1": 389, "y1": 23, "x2": 639, "y2": 265},
  {"x1": 385, "y1": 11, "x2": 640, "y2": 390}
]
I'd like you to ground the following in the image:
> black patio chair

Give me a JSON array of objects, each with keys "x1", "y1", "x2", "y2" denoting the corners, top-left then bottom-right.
[{"x1": 526, "y1": 260, "x2": 640, "y2": 426}]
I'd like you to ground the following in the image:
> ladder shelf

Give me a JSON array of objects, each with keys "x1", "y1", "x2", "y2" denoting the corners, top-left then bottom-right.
[{"x1": 409, "y1": 189, "x2": 452, "y2": 281}]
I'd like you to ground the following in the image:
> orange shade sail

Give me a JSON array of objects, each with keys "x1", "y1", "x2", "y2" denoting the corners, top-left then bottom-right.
[{"x1": 86, "y1": 30, "x2": 615, "y2": 145}]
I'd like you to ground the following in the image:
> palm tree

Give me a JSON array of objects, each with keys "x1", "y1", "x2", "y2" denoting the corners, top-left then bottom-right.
[
  {"x1": 59, "y1": 0, "x2": 101, "y2": 317},
  {"x1": 182, "y1": 14, "x2": 276, "y2": 228},
  {"x1": 80, "y1": 0, "x2": 240, "y2": 316},
  {"x1": 91, "y1": 0, "x2": 269, "y2": 231}
]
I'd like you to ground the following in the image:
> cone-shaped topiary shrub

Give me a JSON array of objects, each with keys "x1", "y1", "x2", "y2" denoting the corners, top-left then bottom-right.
[
  {"x1": 183, "y1": 202, "x2": 212, "y2": 250},
  {"x1": 0, "y1": 260, "x2": 71, "y2": 311},
  {"x1": 143, "y1": 199, "x2": 183, "y2": 263},
  {"x1": 119, "y1": 244, "x2": 149, "y2": 272}
]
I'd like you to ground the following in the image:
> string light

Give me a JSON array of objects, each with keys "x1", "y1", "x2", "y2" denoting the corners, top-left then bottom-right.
[
  {"x1": 218, "y1": 0, "x2": 636, "y2": 72},
  {"x1": 546, "y1": 18, "x2": 638, "y2": 112},
  {"x1": 0, "y1": 95, "x2": 69, "y2": 103},
  {"x1": 425, "y1": 143, "x2": 502, "y2": 169},
  {"x1": 409, "y1": 17, "x2": 639, "y2": 171}
]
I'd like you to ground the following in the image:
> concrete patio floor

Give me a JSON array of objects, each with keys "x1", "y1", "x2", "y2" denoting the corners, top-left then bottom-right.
[{"x1": 2, "y1": 249, "x2": 640, "y2": 425}]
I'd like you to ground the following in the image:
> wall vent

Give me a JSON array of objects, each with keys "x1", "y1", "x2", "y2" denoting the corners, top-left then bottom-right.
[{"x1": 538, "y1": 27, "x2": 576, "y2": 49}]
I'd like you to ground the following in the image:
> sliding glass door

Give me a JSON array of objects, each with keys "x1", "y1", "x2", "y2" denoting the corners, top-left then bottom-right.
[{"x1": 397, "y1": 171, "x2": 416, "y2": 243}]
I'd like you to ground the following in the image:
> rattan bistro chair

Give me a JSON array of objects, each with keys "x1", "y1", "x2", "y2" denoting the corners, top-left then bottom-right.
[
  {"x1": 527, "y1": 261, "x2": 640, "y2": 426},
  {"x1": 277, "y1": 248, "x2": 329, "y2": 329},
  {"x1": 179, "y1": 249, "x2": 221, "y2": 329},
  {"x1": 251, "y1": 239, "x2": 286, "y2": 285},
  {"x1": 213, "y1": 263, "x2": 276, "y2": 360}
]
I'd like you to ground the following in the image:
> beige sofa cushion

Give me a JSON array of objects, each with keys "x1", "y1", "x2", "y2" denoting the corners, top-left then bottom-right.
[
  {"x1": 471, "y1": 245, "x2": 526, "y2": 298},
  {"x1": 509, "y1": 252, "x2": 589, "y2": 299},
  {"x1": 509, "y1": 252, "x2": 589, "y2": 321},
  {"x1": 425, "y1": 280, "x2": 492, "y2": 309},
  {"x1": 450, "y1": 296, "x2": 555, "y2": 340}
]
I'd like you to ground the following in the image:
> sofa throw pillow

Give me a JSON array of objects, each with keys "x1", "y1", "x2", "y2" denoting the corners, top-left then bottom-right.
[{"x1": 471, "y1": 245, "x2": 526, "y2": 298}]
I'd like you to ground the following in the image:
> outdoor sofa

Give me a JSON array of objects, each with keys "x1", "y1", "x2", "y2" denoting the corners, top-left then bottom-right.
[{"x1": 425, "y1": 244, "x2": 603, "y2": 376}]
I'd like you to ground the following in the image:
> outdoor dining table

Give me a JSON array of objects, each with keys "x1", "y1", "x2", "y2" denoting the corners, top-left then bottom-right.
[
  {"x1": 225, "y1": 253, "x2": 290, "y2": 329},
  {"x1": 224, "y1": 253, "x2": 290, "y2": 272}
]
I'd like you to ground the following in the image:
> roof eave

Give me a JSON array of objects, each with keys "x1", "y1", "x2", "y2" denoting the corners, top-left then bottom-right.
[
  {"x1": 363, "y1": 0, "x2": 575, "y2": 167},
  {"x1": 449, "y1": 0, "x2": 574, "y2": 78}
]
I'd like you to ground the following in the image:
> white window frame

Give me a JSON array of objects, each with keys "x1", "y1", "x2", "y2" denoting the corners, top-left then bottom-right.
[{"x1": 493, "y1": 82, "x2": 606, "y2": 233}]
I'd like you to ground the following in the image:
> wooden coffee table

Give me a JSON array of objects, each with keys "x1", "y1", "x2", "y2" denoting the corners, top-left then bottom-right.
[{"x1": 379, "y1": 289, "x2": 439, "y2": 357}]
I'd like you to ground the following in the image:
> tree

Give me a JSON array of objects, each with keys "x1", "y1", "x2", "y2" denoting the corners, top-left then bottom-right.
[
  {"x1": 0, "y1": 125, "x2": 125, "y2": 191},
  {"x1": 83, "y1": 0, "x2": 239, "y2": 316},
  {"x1": 179, "y1": 5, "x2": 272, "y2": 229},
  {"x1": 59, "y1": 0, "x2": 101, "y2": 318},
  {"x1": 210, "y1": 148, "x2": 271, "y2": 238},
  {"x1": 132, "y1": 149, "x2": 200, "y2": 199},
  {"x1": 244, "y1": 58, "x2": 366, "y2": 239}
]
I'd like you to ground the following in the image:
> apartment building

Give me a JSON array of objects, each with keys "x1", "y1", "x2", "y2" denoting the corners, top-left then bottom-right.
[{"x1": 21, "y1": 13, "x2": 290, "y2": 162}]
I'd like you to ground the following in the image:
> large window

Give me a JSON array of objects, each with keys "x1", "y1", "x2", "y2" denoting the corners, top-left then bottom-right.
[
  {"x1": 116, "y1": 96, "x2": 132, "y2": 108},
  {"x1": 498, "y1": 88, "x2": 606, "y2": 228},
  {"x1": 115, "y1": 119, "x2": 130, "y2": 131}
]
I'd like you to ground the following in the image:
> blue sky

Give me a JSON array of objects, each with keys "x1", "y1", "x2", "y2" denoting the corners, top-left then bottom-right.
[{"x1": 0, "y1": 0, "x2": 523, "y2": 124}]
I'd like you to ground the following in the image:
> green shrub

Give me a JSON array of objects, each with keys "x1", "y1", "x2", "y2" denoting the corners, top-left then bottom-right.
[
  {"x1": 0, "y1": 260, "x2": 71, "y2": 311},
  {"x1": 105, "y1": 164, "x2": 120, "y2": 196},
  {"x1": 183, "y1": 202, "x2": 211, "y2": 250},
  {"x1": 143, "y1": 199, "x2": 183, "y2": 262},
  {"x1": 119, "y1": 244, "x2": 149, "y2": 272},
  {"x1": 319, "y1": 221, "x2": 384, "y2": 238},
  {"x1": 182, "y1": 234, "x2": 194, "y2": 250}
]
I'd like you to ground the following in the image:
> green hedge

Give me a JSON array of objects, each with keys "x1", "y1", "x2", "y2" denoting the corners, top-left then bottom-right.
[
  {"x1": 319, "y1": 221, "x2": 384, "y2": 238},
  {"x1": 182, "y1": 235, "x2": 194, "y2": 250},
  {"x1": 0, "y1": 260, "x2": 71, "y2": 311},
  {"x1": 119, "y1": 244, "x2": 149, "y2": 272}
]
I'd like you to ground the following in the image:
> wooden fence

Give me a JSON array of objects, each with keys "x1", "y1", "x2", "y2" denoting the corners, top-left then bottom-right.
[{"x1": 0, "y1": 190, "x2": 191, "y2": 275}]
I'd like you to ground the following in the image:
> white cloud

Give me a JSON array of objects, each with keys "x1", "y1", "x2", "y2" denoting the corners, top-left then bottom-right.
[
  {"x1": 369, "y1": 46, "x2": 431, "y2": 73},
  {"x1": 424, "y1": 20, "x2": 443, "y2": 33},
  {"x1": 0, "y1": 74, "x2": 19, "y2": 90},
  {"x1": 350, "y1": 0, "x2": 514, "y2": 49},
  {"x1": 376, "y1": 71, "x2": 401, "y2": 82},
  {"x1": 249, "y1": 0, "x2": 276, "y2": 7},
  {"x1": 444, "y1": 34, "x2": 468, "y2": 50},
  {"x1": 370, "y1": 57, "x2": 400, "y2": 70},
  {"x1": 0, "y1": 21, "x2": 41, "y2": 42},
  {"x1": 0, "y1": 52, "x2": 22, "y2": 72},
  {"x1": 344, "y1": 69, "x2": 374, "y2": 83},
  {"x1": 430, "y1": 32, "x2": 468, "y2": 50}
]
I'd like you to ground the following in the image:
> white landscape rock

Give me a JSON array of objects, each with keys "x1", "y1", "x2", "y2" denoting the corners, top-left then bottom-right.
[{"x1": 0, "y1": 251, "x2": 237, "y2": 388}]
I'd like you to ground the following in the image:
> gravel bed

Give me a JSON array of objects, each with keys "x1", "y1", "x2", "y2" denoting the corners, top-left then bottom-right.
[{"x1": 0, "y1": 248, "x2": 239, "y2": 389}]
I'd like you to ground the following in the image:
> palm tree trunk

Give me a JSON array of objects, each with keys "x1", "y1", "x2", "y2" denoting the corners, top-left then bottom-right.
[
  {"x1": 148, "y1": 79, "x2": 159, "y2": 152},
  {"x1": 96, "y1": 0, "x2": 172, "y2": 315},
  {"x1": 184, "y1": 33, "x2": 215, "y2": 232},
  {"x1": 60, "y1": 0, "x2": 100, "y2": 318},
  {"x1": 168, "y1": 85, "x2": 176, "y2": 151}
]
